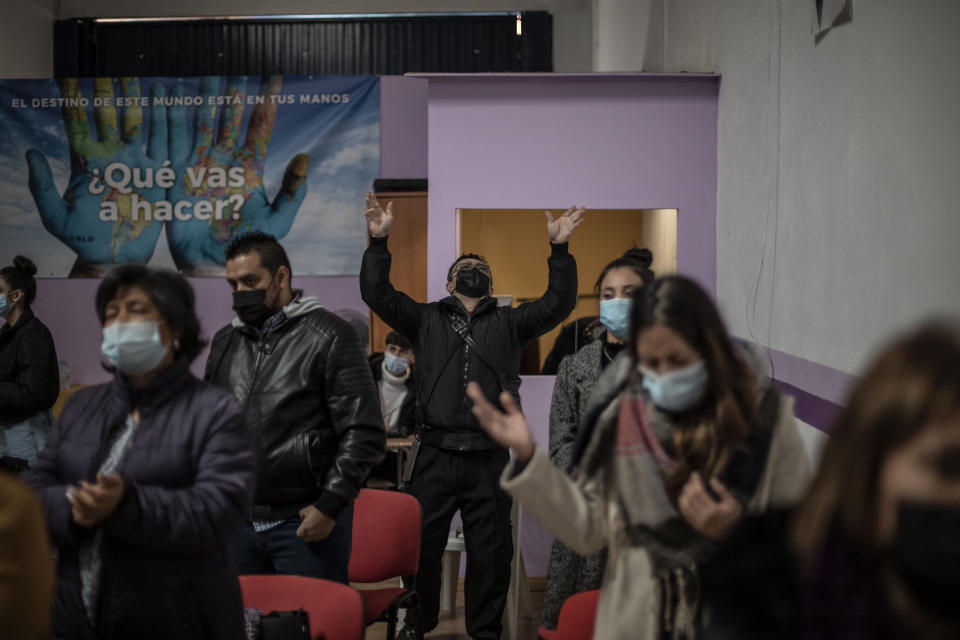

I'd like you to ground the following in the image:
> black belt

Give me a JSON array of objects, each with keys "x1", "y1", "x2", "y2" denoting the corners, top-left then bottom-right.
[
  {"x1": 251, "y1": 501, "x2": 308, "y2": 521},
  {"x1": 420, "y1": 427, "x2": 501, "y2": 451}
]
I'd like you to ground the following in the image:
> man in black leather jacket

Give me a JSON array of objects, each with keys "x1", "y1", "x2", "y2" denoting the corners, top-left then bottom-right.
[
  {"x1": 206, "y1": 231, "x2": 385, "y2": 584},
  {"x1": 361, "y1": 195, "x2": 583, "y2": 639}
]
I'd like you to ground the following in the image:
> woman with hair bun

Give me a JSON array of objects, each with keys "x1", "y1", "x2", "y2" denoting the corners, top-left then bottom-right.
[
  {"x1": 538, "y1": 247, "x2": 655, "y2": 631},
  {"x1": 0, "y1": 255, "x2": 59, "y2": 467},
  {"x1": 540, "y1": 248, "x2": 655, "y2": 375}
]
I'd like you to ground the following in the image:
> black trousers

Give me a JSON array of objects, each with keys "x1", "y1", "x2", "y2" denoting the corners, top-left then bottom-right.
[{"x1": 407, "y1": 444, "x2": 513, "y2": 640}]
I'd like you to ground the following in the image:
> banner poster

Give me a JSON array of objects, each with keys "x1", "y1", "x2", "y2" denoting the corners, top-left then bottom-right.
[{"x1": 0, "y1": 75, "x2": 380, "y2": 277}]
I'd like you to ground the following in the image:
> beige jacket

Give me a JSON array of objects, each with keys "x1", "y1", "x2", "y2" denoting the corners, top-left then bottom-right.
[{"x1": 501, "y1": 394, "x2": 811, "y2": 640}]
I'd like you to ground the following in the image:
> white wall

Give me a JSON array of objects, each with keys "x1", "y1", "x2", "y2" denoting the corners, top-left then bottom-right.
[
  {"x1": 55, "y1": 0, "x2": 593, "y2": 73},
  {"x1": 593, "y1": 0, "x2": 664, "y2": 71},
  {"x1": 0, "y1": 0, "x2": 56, "y2": 77},
  {"x1": 612, "y1": 0, "x2": 960, "y2": 377}
]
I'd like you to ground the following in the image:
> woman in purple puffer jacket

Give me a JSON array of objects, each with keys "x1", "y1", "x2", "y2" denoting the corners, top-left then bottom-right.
[{"x1": 27, "y1": 265, "x2": 256, "y2": 640}]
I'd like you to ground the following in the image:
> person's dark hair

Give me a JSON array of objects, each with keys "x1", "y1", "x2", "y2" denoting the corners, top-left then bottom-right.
[
  {"x1": 95, "y1": 265, "x2": 206, "y2": 362},
  {"x1": 332, "y1": 308, "x2": 369, "y2": 354},
  {"x1": 594, "y1": 247, "x2": 655, "y2": 292},
  {"x1": 386, "y1": 330, "x2": 413, "y2": 351},
  {"x1": 446, "y1": 253, "x2": 489, "y2": 282},
  {"x1": 793, "y1": 322, "x2": 960, "y2": 559},
  {"x1": 0, "y1": 255, "x2": 39, "y2": 306},
  {"x1": 629, "y1": 275, "x2": 754, "y2": 494},
  {"x1": 224, "y1": 231, "x2": 292, "y2": 283}
]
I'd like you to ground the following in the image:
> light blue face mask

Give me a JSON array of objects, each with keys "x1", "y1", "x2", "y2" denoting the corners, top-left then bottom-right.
[
  {"x1": 639, "y1": 359, "x2": 709, "y2": 412},
  {"x1": 0, "y1": 292, "x2": 16, "y2": 317},
  {"x1": 598, "y1": 297, "x2": 632, "y2": 340},
  {"x1": 383, "y1": 352, "x2": 410, "y2": 376},
  {"x1": 101, "y1": 321, "x2": 169, "y2": 376}
]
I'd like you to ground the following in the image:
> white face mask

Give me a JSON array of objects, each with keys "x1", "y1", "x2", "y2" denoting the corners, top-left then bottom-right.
[
  {"x1": 101, "y1": 321, "x2": 169, "y2": 375},
  {"x1": 639, "y1": 359, "x2": 709, "y2": 412},
  {"x1": 383, "y1": 352, "x2": 410, "y2": 376}
]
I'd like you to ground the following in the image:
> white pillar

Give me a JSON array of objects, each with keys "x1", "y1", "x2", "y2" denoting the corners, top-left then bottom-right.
[{"x1": 593, "y1": 0, "x2": 665, "y2": 71}]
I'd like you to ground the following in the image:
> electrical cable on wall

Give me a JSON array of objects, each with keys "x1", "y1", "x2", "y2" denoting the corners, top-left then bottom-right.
[{"x1": 744, "y1": 0, "x2": 782, "y2": 381}]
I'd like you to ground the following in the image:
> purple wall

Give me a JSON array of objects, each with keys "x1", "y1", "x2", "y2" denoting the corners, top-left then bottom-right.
[
  {"x1": 419, "y1": 73, "x2": 720, "y2": 300},
  {"x1": 418, "y1": 73, "x2": 720, "y2": 577},
  {"x1": 516, "y1": 375, "x2": 560, "y2": 580},
  {"x1": 767, "y1": 345, "x2": 858, "y2": 433},
  {"x1": 380, "y1": 76, "x2": 429, "y2": 179}
]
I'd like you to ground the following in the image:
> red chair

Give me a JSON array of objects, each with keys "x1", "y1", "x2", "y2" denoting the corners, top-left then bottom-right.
[
  {"x1": 239, "y1": 574, "x2": 364, "y2": 640},
  {"x1": 538, "y1": 589, "x2": 601, "y2": 640},
  {"x1": 348, "y1": 488, "x2": 423, "y2": 640}
]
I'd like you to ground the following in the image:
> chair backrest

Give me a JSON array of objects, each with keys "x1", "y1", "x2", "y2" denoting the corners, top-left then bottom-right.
[
  {"x1": 348, "y1": 488, "x2": 422, "y2": 583},
  {"x1": 556, "y1": 589, "x2": 601, "y2": 640},
  {"x1": 239, "y1": 575, "x2": 364, "y2": 640}
]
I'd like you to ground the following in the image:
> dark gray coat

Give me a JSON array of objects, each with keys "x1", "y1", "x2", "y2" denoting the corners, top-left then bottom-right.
[{"x1": 541, "y1": 338, "x2": 608, "y2": 629}]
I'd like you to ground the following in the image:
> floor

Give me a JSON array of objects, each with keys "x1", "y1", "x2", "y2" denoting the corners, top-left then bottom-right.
[{"x1": 361, "y1": 579, "x2": 545, "y2": 640}]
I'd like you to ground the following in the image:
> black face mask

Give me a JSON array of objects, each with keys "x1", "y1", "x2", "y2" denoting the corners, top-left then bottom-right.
[
  {"x1": 453, "y1": 268, "x2": 491, "y2": 299},
  {"x1": 232, "y1": 288, "x2": 276, "y2": 329},
  {"x1": 890, "y1": 501, "x2": 960, "y2": 621}
]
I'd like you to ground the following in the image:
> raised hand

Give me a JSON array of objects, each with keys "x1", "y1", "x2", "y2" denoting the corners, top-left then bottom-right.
[
  {"x1": 364, "y1": 192, "x2": 394, "y2": 237},
  {"x1": 545, "y1": 206, "x2": 586, "y2": 244},
  {"x1": 467, "y1": 382, "x2": 535, "y2": 462},
  {"x1": 678, "y1": 472, "x2": 743, "y2": 540},
  {"x1": 164, "y1": 76, "x2": 310, "y2": 274},
  {"x1": 26, "y1": 78, "x2": 168, "y2": 276}
]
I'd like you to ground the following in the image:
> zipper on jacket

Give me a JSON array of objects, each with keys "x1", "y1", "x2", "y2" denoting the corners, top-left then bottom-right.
[
  {"x1": 460, "y1": 340, "x2": 471, "y2": 444},
  {"x1": 239, "y1": 338, "x2": 272, "y2": 410}
]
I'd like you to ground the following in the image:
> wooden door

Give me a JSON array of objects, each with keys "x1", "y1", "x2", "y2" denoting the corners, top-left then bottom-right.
[{"x1": 369, "y1": 191, "x2": 428, "y2": 352}]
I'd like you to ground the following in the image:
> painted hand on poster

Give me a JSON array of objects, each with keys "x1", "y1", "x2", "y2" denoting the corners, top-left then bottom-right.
[
  {"x1": 164, "y1": 76, "x2": 310, "y2": 274},
  {"x1": 26, "y1": 78, "x2": 169, "y2": 277}
]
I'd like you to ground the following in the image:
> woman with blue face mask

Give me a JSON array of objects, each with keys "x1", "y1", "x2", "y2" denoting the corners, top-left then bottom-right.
[
  {"x1": 0, "y1": 255, "x2": 59, "y2": 469},
  {"x1": 468, "y1": 275, "x2": 811, "y2": 640},
  {"x1": 538, "y1": 248, "x2": 654, "y2": 632},
  {"x1": 25, "y1": 265, "x2": 256, "y2": 640}
]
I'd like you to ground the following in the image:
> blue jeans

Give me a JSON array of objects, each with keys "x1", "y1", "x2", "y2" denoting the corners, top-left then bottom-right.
[
  {"x1": 231, "y1": 505, "x2": 353, "y2": 584},
  {"x1": 0, "y1": 411, "x2": 51, "y2": 466}
]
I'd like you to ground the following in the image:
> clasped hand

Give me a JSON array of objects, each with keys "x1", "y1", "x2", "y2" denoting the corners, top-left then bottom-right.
[
  {"x1": 66, "y1": 473, "x2": 125, "y2": 528},
  {"x1": 677, "y1": 472, "x2": 742, "y2": 540}
]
